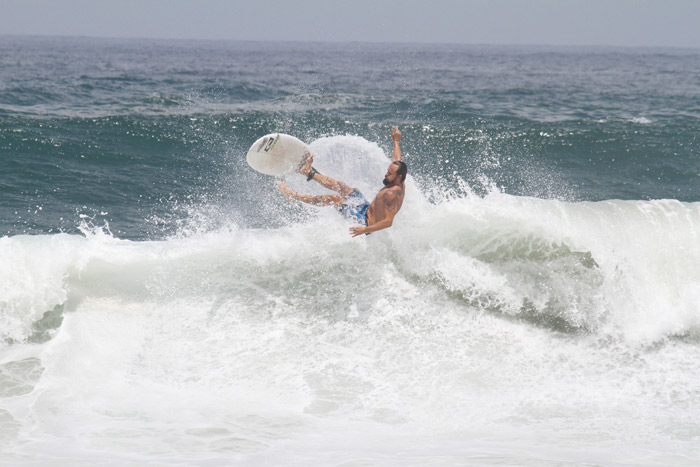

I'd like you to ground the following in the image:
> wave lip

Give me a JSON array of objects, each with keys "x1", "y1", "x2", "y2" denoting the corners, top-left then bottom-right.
[
  {"x1": 0, "y1": 234, "x2": 82, "y2": 344},
  {"x1": 395, "y1": 191, "x2": 700, "y2": 343}
]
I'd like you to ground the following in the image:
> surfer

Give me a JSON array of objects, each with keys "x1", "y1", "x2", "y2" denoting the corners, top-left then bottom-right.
[{"x1": 278, "y1": 127, "x2": 407, "y2": 237}]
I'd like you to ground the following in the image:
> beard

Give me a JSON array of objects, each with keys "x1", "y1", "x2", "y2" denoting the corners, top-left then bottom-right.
[{"x1": 383, "y1": 177, "x2": 390, "y2": 186}]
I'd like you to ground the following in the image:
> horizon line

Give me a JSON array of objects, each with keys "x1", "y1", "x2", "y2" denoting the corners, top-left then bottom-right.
[{"x1": 3, "y1": 33, "x2": 699, "y2": 52}]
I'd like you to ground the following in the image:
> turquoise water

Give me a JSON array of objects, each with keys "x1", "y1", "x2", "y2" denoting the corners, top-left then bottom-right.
[
  {"x1": 1, "y1": 36, "x2": 700, "y2": 466},
  {"x1": 2, "y1": 37, "x2": 699, "y2": 238}
]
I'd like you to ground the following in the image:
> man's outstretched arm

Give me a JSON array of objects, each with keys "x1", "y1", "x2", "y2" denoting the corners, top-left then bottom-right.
[{"x1": 391, "y1": 127, "x2": 402, "y2": 162}]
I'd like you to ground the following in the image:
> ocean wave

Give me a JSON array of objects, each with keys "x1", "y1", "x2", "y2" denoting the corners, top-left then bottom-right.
[
  {"x1": 2, "y1": 187, "x2": 699, "y2": 348},
  {"x1": 2, "y1": 186, "x2": 700, "y2": 464}
]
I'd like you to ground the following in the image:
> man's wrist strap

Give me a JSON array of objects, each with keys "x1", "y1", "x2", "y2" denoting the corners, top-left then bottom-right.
[{"x1": 307, "y1": 167, "x2": 318, "y2": 181}]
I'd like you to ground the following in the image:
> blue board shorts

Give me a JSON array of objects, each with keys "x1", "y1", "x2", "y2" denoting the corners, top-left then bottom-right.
[{"x1": 338, "y1": 189, "x2": 370, "y2": 226}]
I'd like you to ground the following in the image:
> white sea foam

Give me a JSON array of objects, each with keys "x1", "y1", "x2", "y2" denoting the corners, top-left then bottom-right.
[{"x1": 1, "y1": 137, "x2": 700, "y2": 465}]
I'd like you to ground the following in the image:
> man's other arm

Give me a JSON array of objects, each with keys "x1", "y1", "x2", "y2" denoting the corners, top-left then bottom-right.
[{"x1": 391, "y1": 126, "x2": 402, "y2": 162}]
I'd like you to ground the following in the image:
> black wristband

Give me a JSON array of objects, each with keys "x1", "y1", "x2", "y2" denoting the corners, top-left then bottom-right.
[{"x1": 306, "y1": 167, "x2": 318, "y2": 181}]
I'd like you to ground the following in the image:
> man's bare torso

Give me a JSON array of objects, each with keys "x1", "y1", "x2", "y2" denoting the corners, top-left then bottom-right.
[{"x1": 367, "y1": 183, "x2": 405, "y2": 227}]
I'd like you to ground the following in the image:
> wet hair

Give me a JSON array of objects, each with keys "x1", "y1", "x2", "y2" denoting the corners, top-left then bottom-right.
[{"x1": 393, "y1": 161, "x2": 408, "y2": 182}]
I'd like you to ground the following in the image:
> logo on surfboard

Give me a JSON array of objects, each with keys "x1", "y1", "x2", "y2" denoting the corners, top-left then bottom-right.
[{"x1": 256, "y1": 134, "x2": 280, "y2": 153}]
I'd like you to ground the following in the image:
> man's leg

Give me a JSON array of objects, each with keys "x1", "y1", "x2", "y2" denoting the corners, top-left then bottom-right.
[
  {"x1": 299, "y1": 155, "x2": 355, "y2": 198},
  {"x1": 278, "y1": 182, "x2": 344, "y2": 207}
]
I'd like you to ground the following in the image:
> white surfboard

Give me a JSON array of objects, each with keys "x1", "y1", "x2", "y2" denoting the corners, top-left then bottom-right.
[{"x1": 246, "y1": 133, "x2": 311, "y2": 176}]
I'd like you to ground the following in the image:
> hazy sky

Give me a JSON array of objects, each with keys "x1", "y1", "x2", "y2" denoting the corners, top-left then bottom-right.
[{"x1": 2, "y1": 0, "x2": 699, "y2": 48}]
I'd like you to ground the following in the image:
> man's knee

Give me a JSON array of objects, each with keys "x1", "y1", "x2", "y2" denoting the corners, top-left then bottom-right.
[
  {"x1": 336, "y1": 184, "x2": 355, "y2": 198},
  {"x1": 329, "y1": 194, "x2": 345, "y2": 205}
]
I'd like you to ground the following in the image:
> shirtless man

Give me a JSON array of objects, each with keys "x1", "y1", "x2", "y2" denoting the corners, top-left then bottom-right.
[{"x1": 277, "y1": 127, "x2": 407, "y2": 237}]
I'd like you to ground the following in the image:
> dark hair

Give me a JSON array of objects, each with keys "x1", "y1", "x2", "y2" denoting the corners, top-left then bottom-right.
[{"x1": 393, "y1": 160, "x2": 408, "y2": 182}]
